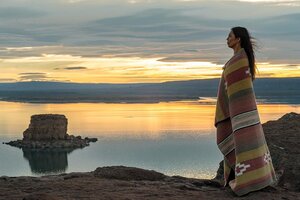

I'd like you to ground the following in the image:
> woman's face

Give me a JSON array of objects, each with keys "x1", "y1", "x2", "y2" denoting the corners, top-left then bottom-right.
[{"x1": 227, "y1": 30, "x2": 240, "y2": 48}]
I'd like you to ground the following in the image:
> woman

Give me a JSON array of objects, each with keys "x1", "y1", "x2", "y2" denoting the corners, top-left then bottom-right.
[{"x1": 215, "y1": 27, "x2": 277, "y2": 196}]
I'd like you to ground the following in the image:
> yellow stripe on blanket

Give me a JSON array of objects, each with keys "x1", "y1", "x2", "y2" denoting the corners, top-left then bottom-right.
[
  {"x1": 227, "y1": 77, "x2": 252, "y2": 97},
  {"x1": 224, "y1": 58, "x2": 248, "y2": 75},
  {"x1": 234, "y1": 164, "x2": 273, "y2": 185},
  {"x1": 215, "y1": 101, "x2": 225, "y2": 120},
  {"x1": 236, "y1": 144, "x2": 267, "y2": 163}
]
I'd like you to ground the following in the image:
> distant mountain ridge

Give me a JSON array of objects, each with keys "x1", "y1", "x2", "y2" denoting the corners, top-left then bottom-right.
[
  {"x1": 0, "y1": 79, "x2": 218, "y2": 91},
  {"x1": 0, "y1": 78, "x2": 299, "y2": 103}
]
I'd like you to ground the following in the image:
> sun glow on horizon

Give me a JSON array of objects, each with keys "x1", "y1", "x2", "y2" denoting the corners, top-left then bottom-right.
[
  {"x1": 0, "y1": 53, "x2": 299, "y2": 83},
  {"x1": 0, "y1": 54, "x2": 224, "y2": 83}
]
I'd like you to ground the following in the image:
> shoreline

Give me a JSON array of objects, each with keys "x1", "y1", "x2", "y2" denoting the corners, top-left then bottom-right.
[
  {"x1": 1, "y1": 166, "x2": 298, "y2": 200},
  {"x1": 0, "y1": 99, "x2": 300, "y2": 105}
]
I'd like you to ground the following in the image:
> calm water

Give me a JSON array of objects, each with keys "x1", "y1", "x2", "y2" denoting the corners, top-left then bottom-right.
[{"x1": 0, "y1": 101, "x2": 299, "y2": 179}]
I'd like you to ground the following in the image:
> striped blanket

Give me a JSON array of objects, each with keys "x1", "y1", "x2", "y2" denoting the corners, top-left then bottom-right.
[{"x1": 215, "y1": 48, "x2": 276, "y2": 196}]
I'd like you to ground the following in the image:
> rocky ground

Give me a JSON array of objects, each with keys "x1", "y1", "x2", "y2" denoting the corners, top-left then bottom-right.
[
  {"x1": 0, "y1": 112, "x2": 299, "y2": 200},
  {"x1": 0, "y1": 166, "x2": 299, "y2": 200},
  {"x1": 263, "y1": 112, "x2": 300, "y2": 191}
]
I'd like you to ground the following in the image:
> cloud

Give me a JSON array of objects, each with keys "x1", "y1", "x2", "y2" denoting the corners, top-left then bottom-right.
[
  {"x1": 19, "y1": 72, "x2": 47, "y2": 75},
  {"x1": 5, "y1": 47, "x2": 34, "y2": 51},
  {"x1": 0, "y1": 7, "x2": 46, "y2": 19},
  {"x1": 18, "y1": 72, "x2": 55, "y2": 81},
  {"x1": 0, "y1": 7, "x2": 299, "y2": 65},
  {"x1": 287, "y1": 64, "x2": 300, "y2": 68},
  {"x1": 67, "y1": 0, "x2": 88, "y2": 3},
  {"x1": 64, "y1": 66, "x2": 87, "y2": 70},
  {"x1": 0, "y1": 78, "x2": 17, "y2": 82},
  {"x1": 0, "y1": 1, "x2": 298, "y2": 82},
  {"x1": 238, "y1": 0, "x2": 300, "y2": 6}
]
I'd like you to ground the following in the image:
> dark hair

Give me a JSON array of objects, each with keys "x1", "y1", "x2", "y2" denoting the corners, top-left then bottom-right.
[{"x1": 231, "y1": 27, "x2": 257, "y2": 80}]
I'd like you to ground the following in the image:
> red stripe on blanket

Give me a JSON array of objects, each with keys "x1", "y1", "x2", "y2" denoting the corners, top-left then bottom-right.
[
  {"x1": 234, "y1": 172, "x2": 273, "y2": 192},
  {"x1": 226, "y1": 66, "x2": 250, "y2": 86},
  {"x1": 229, "y1": 94, "x2": 257, "y2": 116},
  {"x1": 216, "y1": 120, "x2": 232, "y2": 144},
  {"x1": 234, "y1": 125, "x2": 264, "y2": 147},
  {"x1": 235, "y1": 155, "x2": 268, "y2": 175}
]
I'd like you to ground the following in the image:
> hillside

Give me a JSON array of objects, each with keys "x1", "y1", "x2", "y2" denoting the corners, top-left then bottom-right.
[{"x1": 0, "y1": 78, "x2": 299, "y2": 103}]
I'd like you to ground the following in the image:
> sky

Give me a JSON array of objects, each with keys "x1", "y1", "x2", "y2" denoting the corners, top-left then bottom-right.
[{"x1": 0, "y1": 0, "x2": 299, "y2": 83}]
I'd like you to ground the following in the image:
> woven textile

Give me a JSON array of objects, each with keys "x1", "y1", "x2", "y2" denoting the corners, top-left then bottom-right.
[{"x1": 215, "y1": 48, "x2": 276, "y2": 196}]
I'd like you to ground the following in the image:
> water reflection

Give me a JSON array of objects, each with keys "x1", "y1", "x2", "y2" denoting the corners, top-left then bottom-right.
[
  {"x1": 0, "y1": 101, "x2": 299, "y2": 178},
  {"x1": 22, "y1": 148, "x2": 73, "y2": 174},
  {"x1": 0, "y1": 101, "x2": 299, "y2": 138}
]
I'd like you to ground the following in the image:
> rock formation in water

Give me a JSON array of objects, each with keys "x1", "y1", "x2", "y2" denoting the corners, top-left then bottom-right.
[
  {"x1": 23, "y1": 114, "x2": 68, "y2": 141},
  {"x1": 5, "y1": 114, "x2": 97, "y2": 149}
]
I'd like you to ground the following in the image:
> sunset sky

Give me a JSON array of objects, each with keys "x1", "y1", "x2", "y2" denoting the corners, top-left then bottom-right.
[{"x1": 0, "y1": 0, "x2": 299, "y2": 83}]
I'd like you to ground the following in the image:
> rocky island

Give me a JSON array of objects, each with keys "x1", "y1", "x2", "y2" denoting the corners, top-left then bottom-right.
[
  {"x1": 0, "y1": 112, "x2": 299, "y2": 200},
  {"x1": 5, "y1": 114, "x2": 97, "y2": 149}
]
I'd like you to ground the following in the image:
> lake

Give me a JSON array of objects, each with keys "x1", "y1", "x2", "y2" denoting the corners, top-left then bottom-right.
[{"x1": 0, "y1": 101, "x2": 299, "y2": 179}]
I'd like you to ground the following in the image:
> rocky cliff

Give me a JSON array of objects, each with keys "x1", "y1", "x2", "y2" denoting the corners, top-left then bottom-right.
[{"x1": 263, "y1": 112, "x2": 300, "y2": 191}]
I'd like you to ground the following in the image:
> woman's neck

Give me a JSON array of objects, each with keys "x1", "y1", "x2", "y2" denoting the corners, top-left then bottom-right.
[{"x1": 233, "y1": 45, "x2": 242, "y2": 55}]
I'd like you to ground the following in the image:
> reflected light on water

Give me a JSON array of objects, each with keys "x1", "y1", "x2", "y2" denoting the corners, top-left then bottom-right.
[
  {"x1": 0, "y1": 101, "x2": 216, "y2": 138},
  {"x1": 257, "y1": 104, "x2": 300, "y2": 123},
  {"x1": 0, "y1": 101, "x2": 299, "y2": 138}
]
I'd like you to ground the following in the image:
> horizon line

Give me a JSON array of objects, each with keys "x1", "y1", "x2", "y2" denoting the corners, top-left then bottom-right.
[{"x1": 1, "y1": 77, "x2": 300, "y2": 85}]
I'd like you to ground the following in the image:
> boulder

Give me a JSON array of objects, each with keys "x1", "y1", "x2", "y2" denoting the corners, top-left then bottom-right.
[
  {"x1": 23, "y1": 114, "x2": 67, "y2": 141},
  {"x1": 263, "y1": 112, "x2": 300, "y2": 191},
  {"x1": 94, "y1": 166, "x2": 166, "y2": 181}
]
